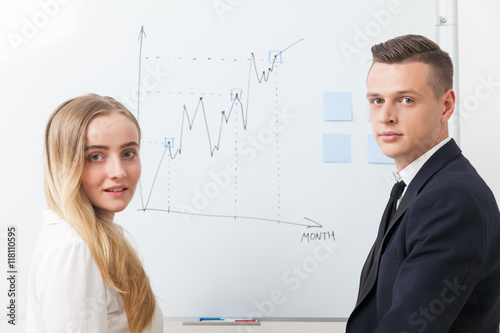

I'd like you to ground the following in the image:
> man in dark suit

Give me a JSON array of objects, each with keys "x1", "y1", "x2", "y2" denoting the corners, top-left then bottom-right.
[{"x1": 346, "y1": 34, "x2": 500, "y2": 332}]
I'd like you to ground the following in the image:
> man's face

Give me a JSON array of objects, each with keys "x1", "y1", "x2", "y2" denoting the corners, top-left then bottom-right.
[{"x1": 366, "y1": 61, "x2": 454, "y2": 171}]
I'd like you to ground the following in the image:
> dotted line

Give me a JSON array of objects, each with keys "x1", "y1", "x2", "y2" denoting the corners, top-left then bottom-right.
[
  {"x1": 142, "y1": 140, "x2": 165, "y2": 145},
  {"x1": 144, "y1": 91, "x2": 224, "y2": 96},
  {"x1": 143, "y1": 56, "x2": 266, "y2": 62},
  {"x1": 275, "y1": 65, "x2": 281, "y2": 220},
  {"x1": 167, "y1": 157, "x2": 171, "y2": 210},
  {"x1": 234, "y1": 100, "x2": 239, "y2": 213}
]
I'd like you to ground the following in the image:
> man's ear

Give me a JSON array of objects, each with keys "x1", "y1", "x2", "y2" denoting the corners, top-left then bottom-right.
[{"x1": 441, "y1": 88, "x2": 455, "y2": 123}]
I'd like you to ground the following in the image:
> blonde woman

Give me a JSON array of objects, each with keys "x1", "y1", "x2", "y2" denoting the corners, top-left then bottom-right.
[{"x1": 27, "y1": 94, "x2": 163, "y2": 332}]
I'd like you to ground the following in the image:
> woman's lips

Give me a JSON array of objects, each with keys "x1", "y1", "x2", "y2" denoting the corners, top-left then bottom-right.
[{"x1": 104, "y1": 186, "x2": 128, "y2": 197}]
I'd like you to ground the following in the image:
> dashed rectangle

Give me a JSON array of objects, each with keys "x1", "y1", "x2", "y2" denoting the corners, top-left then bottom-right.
[
  {"x1": 268, "y1": 51, "x2": 283, "y2": 64},
  {"x1": 230, "y1": 88, "x2": 243, "y2": 101}
]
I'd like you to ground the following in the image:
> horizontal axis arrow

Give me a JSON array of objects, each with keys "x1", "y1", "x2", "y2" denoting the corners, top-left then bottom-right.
[{"x1": 137, "y1": 208, "x2": 322, "y2": 229}]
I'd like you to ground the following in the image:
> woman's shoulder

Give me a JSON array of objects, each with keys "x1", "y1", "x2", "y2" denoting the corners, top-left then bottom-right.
[
  {"x1": 32, "y1": 209, "x2": 92, "y2": 265},
  {"x1": 30, "y1": 210, "x2": 106, "y2": 290},
  {"x1": 40, "y1": 209, "x2": 86, "y2": 241}
]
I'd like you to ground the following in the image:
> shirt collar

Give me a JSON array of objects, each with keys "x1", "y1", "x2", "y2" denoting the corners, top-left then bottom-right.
[
  {"x1": 393, "y1": 137, "x2": 451, "y2": 186},
  {"x1": 42, "y1": 209, "x2": 68, "y2": 225}
]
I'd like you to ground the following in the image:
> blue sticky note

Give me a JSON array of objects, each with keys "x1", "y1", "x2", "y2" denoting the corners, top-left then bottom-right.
[
  {"x1": 322, "y1": 134, "x2": 351, "y2": 163},
  {"x1": 323, "y1": 92, "x2": 352, "y2": 121},
  {"x1": 367, "y1": 135, "x2": 393, "y2": 164}
]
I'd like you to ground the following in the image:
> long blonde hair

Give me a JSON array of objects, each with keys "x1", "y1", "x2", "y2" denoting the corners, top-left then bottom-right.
[{"x1": 44, "y1": 93, "x2": 156, "y2": 332}]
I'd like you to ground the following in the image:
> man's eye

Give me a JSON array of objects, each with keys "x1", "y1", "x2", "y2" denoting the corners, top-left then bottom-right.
[
  {"x1": 123, "y1": 151, "x2": 135, "y2": 158},
  {"x1": 402, "y1": 98, "x2": 414, "y2": 104},
  {"x1": 373, "y1": 98, "x2": 383, "y2": 105}
]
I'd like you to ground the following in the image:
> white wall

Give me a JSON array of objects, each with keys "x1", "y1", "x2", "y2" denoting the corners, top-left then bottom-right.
[
  {"x1": 1, "y1": 0, "x2": 498, "y2": 332},
  {"x1": 457, "y1": 0, "x2": 500, "y2": 200}
]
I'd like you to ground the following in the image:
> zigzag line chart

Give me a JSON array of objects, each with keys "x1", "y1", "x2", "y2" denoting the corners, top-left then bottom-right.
[{"x1": 132, "y1": 26, "x2": 324, "y2": 230}]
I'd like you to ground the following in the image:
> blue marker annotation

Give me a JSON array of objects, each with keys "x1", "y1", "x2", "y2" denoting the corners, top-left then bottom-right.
[{"x1": 199, "y1": 318, "x2": 259, "y2": 323}]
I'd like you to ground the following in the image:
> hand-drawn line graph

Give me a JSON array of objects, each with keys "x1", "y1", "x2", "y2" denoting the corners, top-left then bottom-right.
[{"x1": 133, "y1": 26, "x2": 323, "y2": 230}]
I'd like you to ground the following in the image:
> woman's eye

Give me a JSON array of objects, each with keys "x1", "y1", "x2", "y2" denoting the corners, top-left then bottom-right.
[{"x1": 89, "y1": 154, "x2": 103, "y2": 161}]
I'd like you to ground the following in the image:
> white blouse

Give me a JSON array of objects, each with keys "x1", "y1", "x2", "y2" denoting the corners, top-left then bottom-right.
[{"x1": 26, "y1": 209, "x2": 163, "y2": 332}]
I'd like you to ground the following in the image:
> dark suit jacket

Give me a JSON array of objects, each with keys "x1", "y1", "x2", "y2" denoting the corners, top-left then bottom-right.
[{"x1": 347, "y1": 139, "x2": 500, "y2": 333}]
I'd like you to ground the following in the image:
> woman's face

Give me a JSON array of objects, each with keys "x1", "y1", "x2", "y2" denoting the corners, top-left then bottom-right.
[{"x1": 80, "y1": 111, "x2": 141, "y2": 219}]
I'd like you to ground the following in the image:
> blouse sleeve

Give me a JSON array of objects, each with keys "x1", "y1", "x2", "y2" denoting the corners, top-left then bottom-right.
[{"x1": 34, "y1": 239, "x2": 109, "y2": 332}]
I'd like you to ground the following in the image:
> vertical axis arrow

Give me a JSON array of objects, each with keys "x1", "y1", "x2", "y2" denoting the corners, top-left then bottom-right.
[
  {"x1": 137, "y1": 26, "x2": 147, "y2": 211},
  {"x1": 137, "y1": 26, "x2": 147, "y2": 123}
]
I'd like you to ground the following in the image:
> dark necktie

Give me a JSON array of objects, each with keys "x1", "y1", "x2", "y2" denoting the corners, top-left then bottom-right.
[
  {"x1": 380, "y1": 180, "x2": 406, "y2": 236},
  {"x1": 358, "y1": 180, "x2": 406, "y2": 293}
]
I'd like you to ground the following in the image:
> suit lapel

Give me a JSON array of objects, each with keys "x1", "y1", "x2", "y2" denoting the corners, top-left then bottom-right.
[
  {"x1": 354, "y1": 139, "x2": 462, "y2": 308},
  {"x1": 355, "y1": 198, "x2": 413, "y2": 306},
  {"x1": 384, "y1": 193, "x2": 416, "y2": 235}
]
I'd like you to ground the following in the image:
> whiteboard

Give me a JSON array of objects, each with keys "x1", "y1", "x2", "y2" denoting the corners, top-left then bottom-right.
[{"x1": 0, "y1": 0, "x2": 436, "y2": 319}]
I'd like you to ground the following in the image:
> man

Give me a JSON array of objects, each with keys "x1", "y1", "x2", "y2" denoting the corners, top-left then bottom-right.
[{"x1": 346, "y1": 34, "x2": 500, "y2": 332}]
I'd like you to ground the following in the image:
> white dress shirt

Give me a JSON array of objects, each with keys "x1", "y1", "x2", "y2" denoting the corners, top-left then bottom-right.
[
  {"x1": 393, "y1": 137, "x2": 452, "y2": 207},
  {"x1": 26, "y1": 209, "x2": 163, "y2": 332}
]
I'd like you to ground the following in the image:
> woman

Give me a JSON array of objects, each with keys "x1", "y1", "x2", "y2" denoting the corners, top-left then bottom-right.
[{"x1": 26, "y1": 94, "x2": 163, "y2": 332}]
